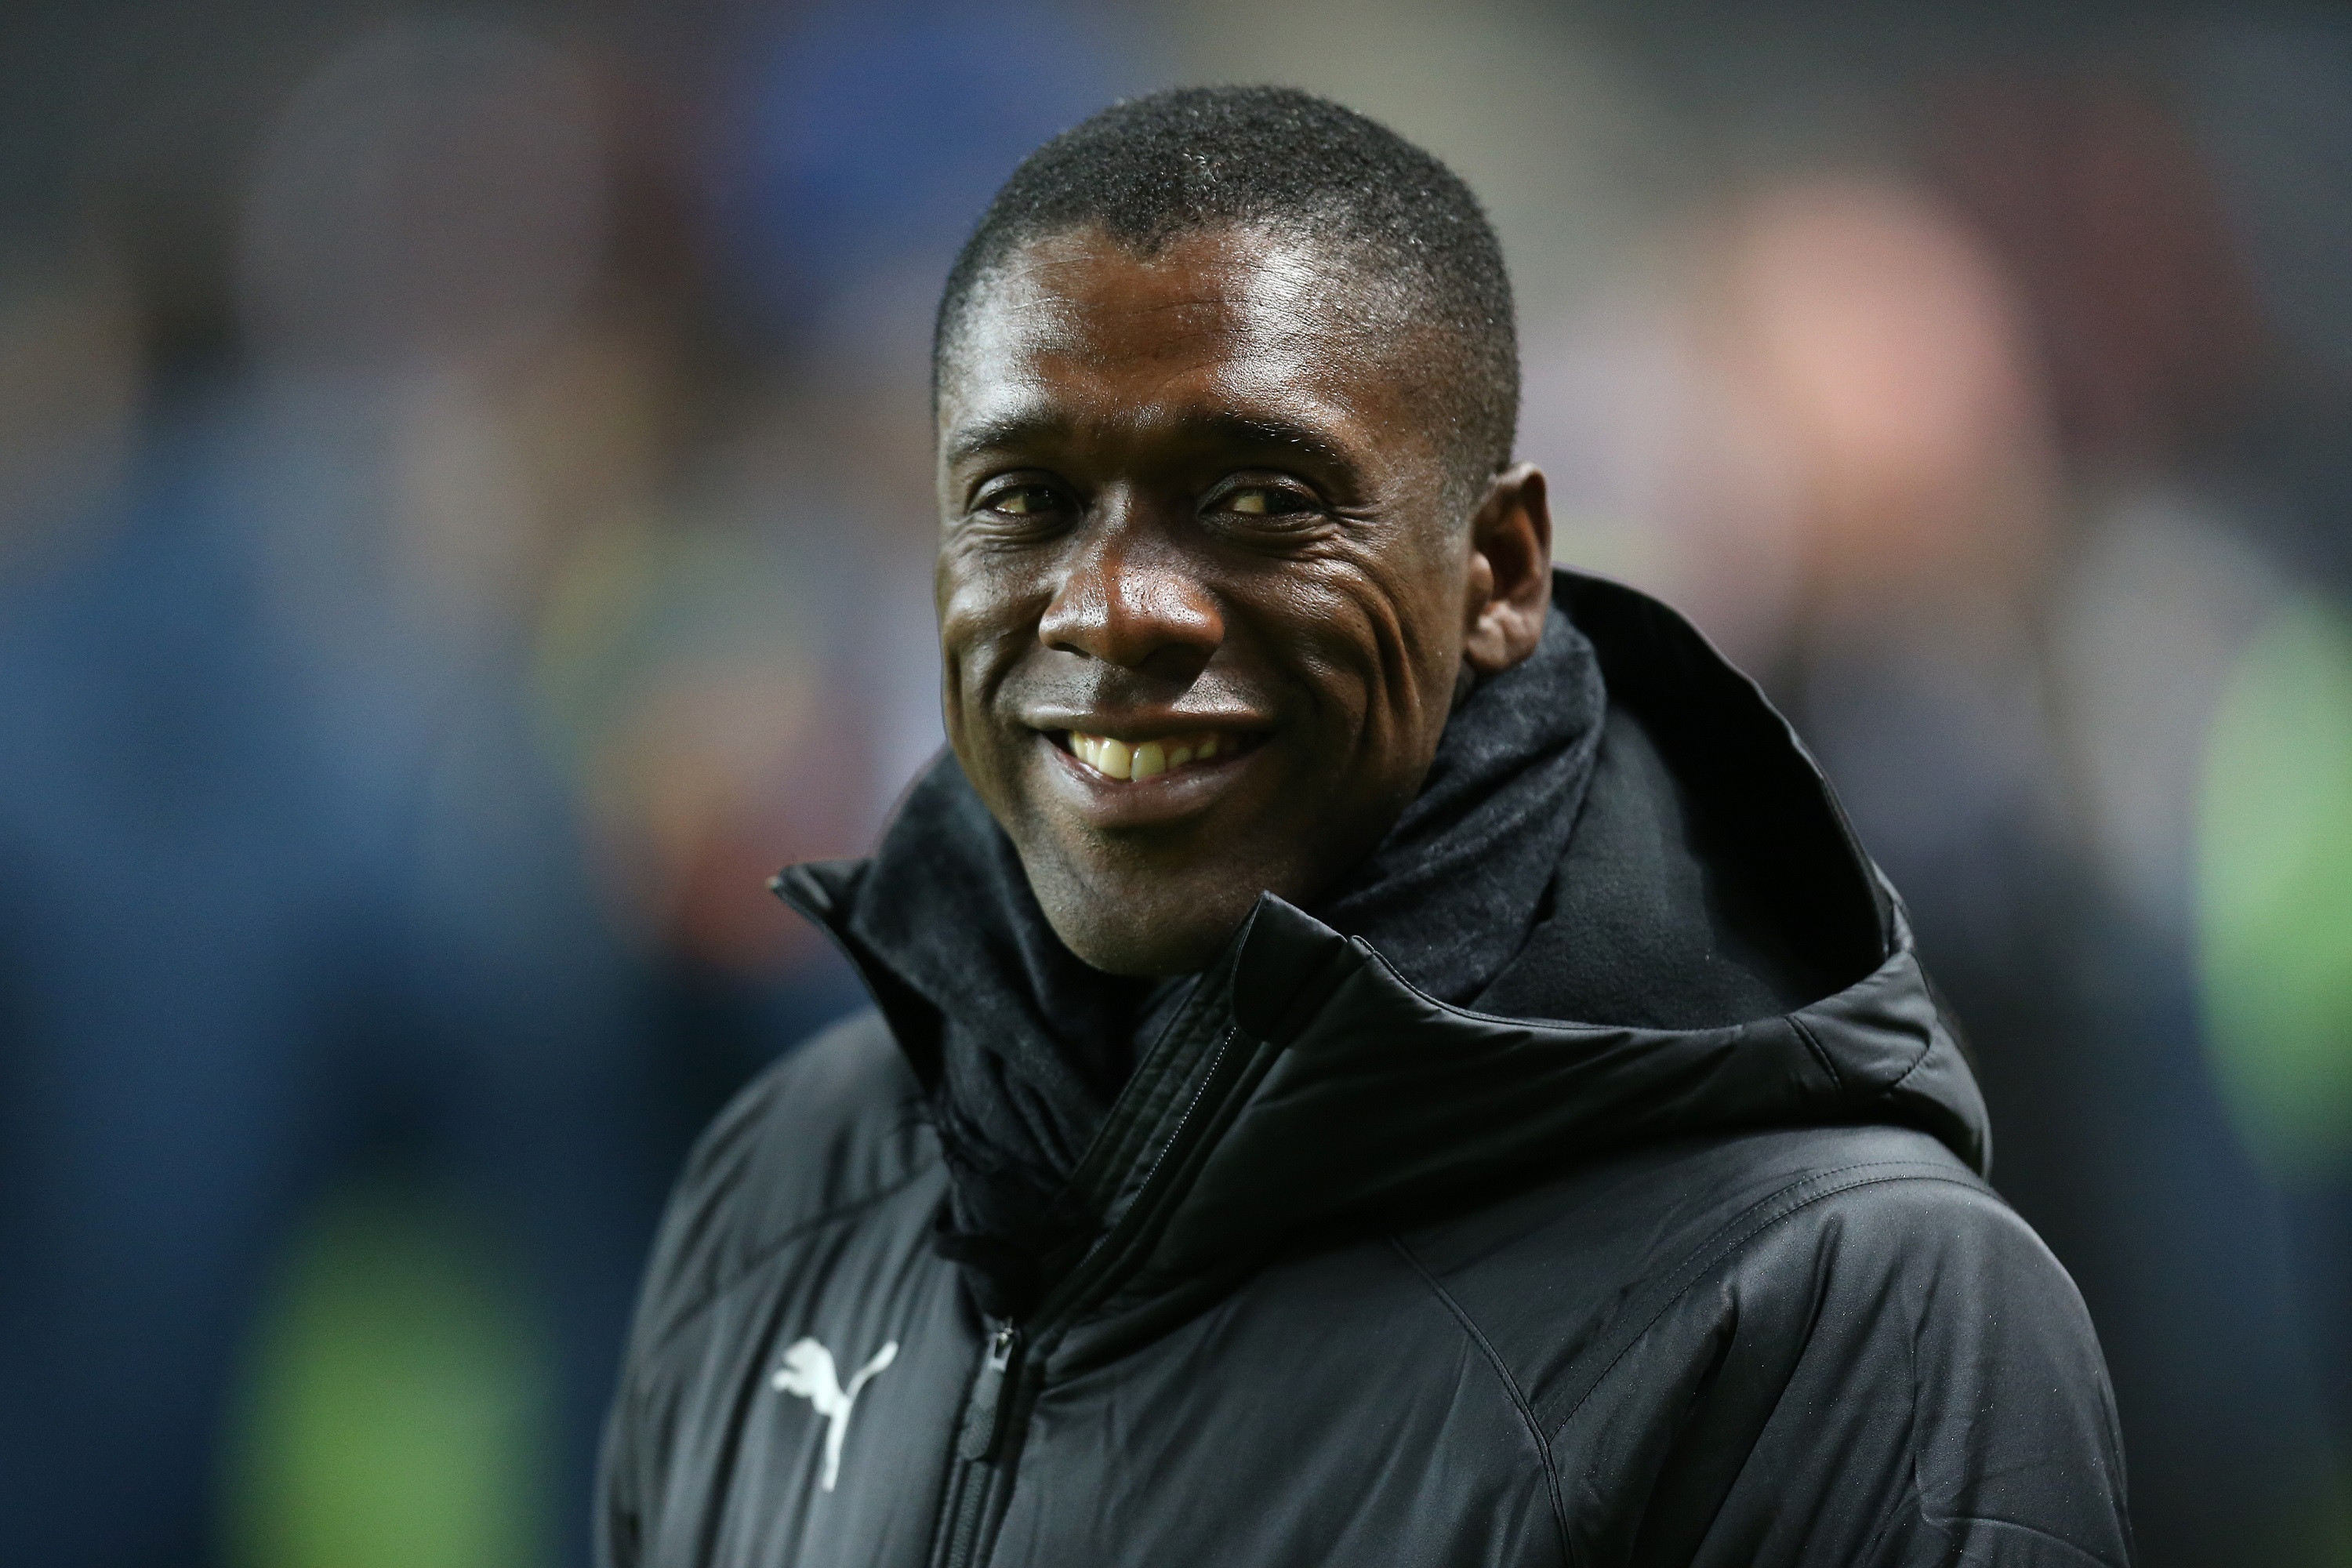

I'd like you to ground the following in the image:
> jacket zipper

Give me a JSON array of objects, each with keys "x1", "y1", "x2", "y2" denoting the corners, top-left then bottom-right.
[
  {"x1": 933, "y1": 1324, "x2": 1022, "y2": 1568},
  {"x1": 961, "y1": 1326, "x2": 1021, "y2": 1461},
  {"x1": 929, "y1": 1026, "x2": 1241, "y2": 1568}
]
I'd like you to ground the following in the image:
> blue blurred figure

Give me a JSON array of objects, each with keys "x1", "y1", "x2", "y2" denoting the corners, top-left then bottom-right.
[{"x1": 0, "y1": 20, "x2": 667, "y2": 1564}]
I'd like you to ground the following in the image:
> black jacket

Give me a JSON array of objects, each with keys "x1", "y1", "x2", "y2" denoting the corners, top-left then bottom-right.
[{"x1": 597, "y1": 572, "x2": 2130, "y2": 1567}]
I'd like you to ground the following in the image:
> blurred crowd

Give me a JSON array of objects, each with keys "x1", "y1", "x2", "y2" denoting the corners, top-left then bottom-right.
[{"x1": 2, "y1": 2, "x2": 2348, "y2": 1566}]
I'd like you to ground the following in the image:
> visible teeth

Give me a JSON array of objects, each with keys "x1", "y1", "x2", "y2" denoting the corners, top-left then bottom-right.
[{"x1": 1066, "y1": 729, "x2": 1236, "y2": 780}]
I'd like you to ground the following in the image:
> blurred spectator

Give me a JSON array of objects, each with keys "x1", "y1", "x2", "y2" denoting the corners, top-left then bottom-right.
[
  {"x1": 0, "y1": 19, "x2": 673, "y2": 1566},
  {"x1": 1521, "y1": 31, "x2": 2352, "y2": 1559}
]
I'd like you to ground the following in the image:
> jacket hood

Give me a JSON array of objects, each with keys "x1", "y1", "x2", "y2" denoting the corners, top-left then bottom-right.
[{"x1": 778, "y1": 569, "x2": 1987, "y2": 1298}]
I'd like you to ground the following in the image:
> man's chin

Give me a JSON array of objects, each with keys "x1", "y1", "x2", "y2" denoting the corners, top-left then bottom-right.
[{"x1": 1029, "y1": 864, "x2": 1265, "y2": 978}]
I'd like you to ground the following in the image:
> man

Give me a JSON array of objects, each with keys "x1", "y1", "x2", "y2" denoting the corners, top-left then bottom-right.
[{"x1": 599, "y1": 87, "x2": 2130, "y2": 1566}]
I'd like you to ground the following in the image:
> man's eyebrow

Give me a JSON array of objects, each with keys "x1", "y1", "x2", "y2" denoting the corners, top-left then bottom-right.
[
  {"x1": 945, "y1": 412, "x2": 1068, "y2": 466},
  {"x1": 942, "y1": 409, "x2": 1360, "y2": 469},
  {"x1": 1189, "y1": 413, "x2": 1355, "y2": 471}
]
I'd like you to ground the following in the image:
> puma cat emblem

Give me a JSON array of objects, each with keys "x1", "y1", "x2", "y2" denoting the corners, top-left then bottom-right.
[{"x1": 771, "y1": 1338, "x2": 900, "y2": 1491}]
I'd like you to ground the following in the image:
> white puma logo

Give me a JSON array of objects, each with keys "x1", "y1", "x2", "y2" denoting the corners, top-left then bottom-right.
[{"x1": 771, "y1": 1337, "x2": 900, "y2": 1491}]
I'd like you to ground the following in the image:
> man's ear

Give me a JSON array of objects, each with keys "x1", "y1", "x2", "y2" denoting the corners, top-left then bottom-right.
[{"x1": 1461, "y1": 463, "x2": 1554, "y2": 674}]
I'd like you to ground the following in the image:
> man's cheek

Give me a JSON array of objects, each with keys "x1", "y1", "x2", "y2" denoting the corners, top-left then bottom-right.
[{"x1": 1275, "y1": 607, "x2": 1385, "y2": 739}]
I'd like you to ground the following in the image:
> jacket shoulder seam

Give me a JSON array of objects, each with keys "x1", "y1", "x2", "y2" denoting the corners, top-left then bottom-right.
[
  {"x1": 1388, "y1": 1235, "x2": 1577, "y2": 1568},
  {"x1": 1550, "y1": 1163, "x2": 1986, "y2": 1439}
]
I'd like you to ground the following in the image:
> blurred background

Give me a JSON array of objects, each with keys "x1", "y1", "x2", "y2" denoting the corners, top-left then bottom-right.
[{"x1": 1, "y1": 0, "x2": 2348, "y2": 1563}]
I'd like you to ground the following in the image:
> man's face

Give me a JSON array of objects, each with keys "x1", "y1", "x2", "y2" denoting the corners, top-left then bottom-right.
[{"x1": 935, "y1": 225, "x2": 1541, "y2": 975}]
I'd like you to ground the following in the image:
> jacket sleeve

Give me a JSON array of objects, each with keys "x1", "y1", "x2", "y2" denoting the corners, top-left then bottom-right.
[
  {"x1": 590, "y1": 1092, "x2": 751, "y2": 1568},
  {"x1": 1653, "y1": 1176, "x2": 2132, "y2": 1567},
  {"x1": 593, "y1": 1373, "x2": 644, "y2": 1568},
  {"x1": 590, "y1": 1056, "x2": 768, "y2": 1568}
]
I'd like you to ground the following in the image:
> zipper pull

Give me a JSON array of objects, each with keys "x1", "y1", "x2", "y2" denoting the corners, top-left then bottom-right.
[{"x1": 959, "y1": 1325, "x2": 1022, "y2": 1461}]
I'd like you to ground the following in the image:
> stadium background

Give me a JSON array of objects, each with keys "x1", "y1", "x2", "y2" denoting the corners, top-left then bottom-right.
[{"x1": 2, "y1": 2, "x2": 2350, "y2": 1563}]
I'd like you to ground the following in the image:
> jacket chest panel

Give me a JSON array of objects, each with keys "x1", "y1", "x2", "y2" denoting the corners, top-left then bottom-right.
[
  {"x1": 987, "y1": 1243, "x2": 1565, "y2": 1567},
  {"x1": 649, "y1": 1186, "x2": 977, "y2": 1568}
]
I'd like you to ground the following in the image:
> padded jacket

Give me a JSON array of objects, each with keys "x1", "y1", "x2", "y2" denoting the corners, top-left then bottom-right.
[{"x1": 597, "y1": 572, "x2": 2131, "y2": 1568}]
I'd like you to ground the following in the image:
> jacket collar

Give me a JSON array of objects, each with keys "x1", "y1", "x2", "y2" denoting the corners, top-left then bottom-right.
[{"x1": 777, "y1": 570, "x2": 1987, "y2": 1296}]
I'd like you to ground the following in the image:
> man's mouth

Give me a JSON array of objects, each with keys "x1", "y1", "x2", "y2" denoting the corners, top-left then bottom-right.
[{"x1": 1060, "y1": 729, "x2": 1254, "y2": 782}]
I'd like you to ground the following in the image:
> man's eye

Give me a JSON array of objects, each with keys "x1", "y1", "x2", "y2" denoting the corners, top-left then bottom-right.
[
  {"x1": 986, "y1": 485, "x2": 1060, "y2": 517},
  {"x1": 1221, "y1": 486, "x2": 1312, "y2": 517}
]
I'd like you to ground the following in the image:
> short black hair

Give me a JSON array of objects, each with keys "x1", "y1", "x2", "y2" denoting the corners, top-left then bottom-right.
[{"x1": 934, "y1": 85, "x2": 1519, "y2": 512}]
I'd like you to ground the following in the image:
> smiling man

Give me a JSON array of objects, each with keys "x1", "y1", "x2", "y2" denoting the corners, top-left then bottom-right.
[{"x1": 599, "y1": 89, "x2": 2130, "y2": 1568}]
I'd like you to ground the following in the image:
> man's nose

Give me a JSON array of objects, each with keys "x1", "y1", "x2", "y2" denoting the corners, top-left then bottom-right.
[{"x1": 1037, "y1": 515, "x2": 1222, "y2": 681}]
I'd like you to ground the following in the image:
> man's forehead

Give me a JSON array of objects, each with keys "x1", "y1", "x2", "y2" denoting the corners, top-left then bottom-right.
[
  {"x1": 937, "y1": 227, "x2": 1416, "y2": 448},
  {"x1": 946, "y1": 230, "x2": 1385, "y2": 382}
]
